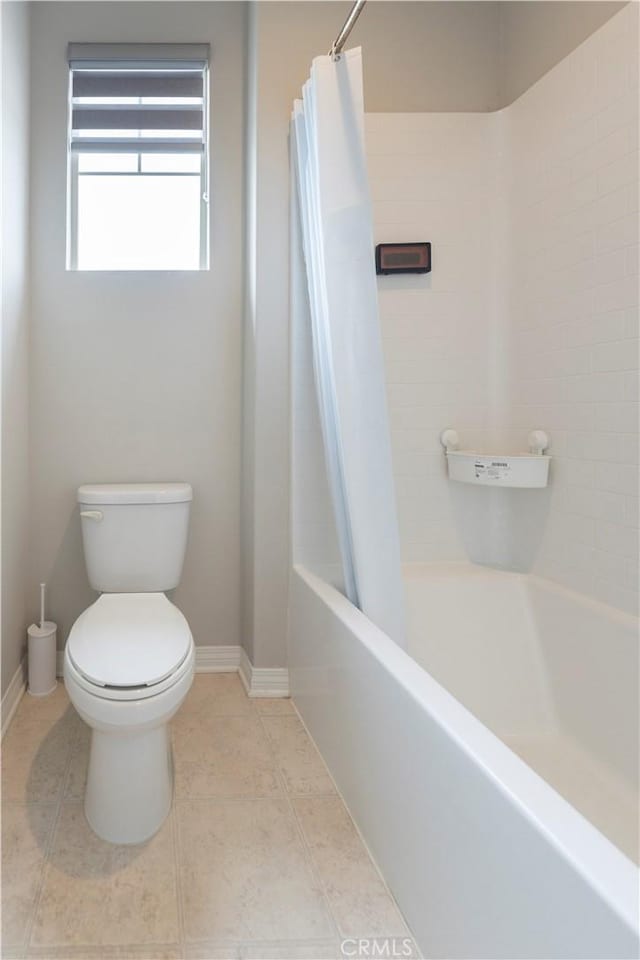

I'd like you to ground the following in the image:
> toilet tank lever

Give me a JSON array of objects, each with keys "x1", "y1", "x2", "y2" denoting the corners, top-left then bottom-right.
[{"x1": 80, "y1": 510, "x2": 103, "y2": 522}]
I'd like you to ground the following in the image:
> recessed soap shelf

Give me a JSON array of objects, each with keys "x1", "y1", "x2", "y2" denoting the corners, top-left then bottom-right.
[{"x1": 440, "y1": 429, "x2": 551, "y2": 488}]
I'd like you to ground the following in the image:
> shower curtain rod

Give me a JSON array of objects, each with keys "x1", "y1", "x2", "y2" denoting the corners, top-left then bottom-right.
[{"x1": 329, "y1": 0, "x2": 367, "y2": 59}]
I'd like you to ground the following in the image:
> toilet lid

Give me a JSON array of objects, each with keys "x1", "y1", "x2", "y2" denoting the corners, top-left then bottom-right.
[{"x1": 68, "y1": 593, "x2": 192, "y2": 688}]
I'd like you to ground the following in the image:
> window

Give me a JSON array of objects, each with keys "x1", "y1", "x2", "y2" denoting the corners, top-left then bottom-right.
[{"x1": 67, "y1": 43, "x2": 209, "y2": 271}]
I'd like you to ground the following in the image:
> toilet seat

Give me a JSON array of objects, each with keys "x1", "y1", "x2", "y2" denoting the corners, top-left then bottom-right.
[
  {"x1": 65, "y1": 644, "x2": 194, "y2": 702},
  {"x1": 67, "y1": 593, "x2": 192, "y2": 700}
]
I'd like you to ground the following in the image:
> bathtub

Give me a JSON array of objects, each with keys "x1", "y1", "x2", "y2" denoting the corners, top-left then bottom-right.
[{"x1": 288, "y1": 562, "x2": 639, "y2": 959}]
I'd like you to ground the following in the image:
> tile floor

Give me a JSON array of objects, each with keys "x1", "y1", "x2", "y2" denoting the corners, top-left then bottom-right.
[{"x1": 1, "y1": 674, "x2": 417, "y2": 960}]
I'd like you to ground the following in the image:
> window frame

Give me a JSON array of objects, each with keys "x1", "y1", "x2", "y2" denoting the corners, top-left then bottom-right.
[{"x1": 66, "y1": 64, "x2": 210, "y2": 272}]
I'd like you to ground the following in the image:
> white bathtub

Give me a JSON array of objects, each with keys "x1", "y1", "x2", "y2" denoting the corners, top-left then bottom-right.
[{"x1": 288, "y1": 562, "x2": 639, "y2": 959}]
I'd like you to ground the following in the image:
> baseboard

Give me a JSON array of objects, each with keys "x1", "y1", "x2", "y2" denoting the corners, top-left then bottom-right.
[
  {"x1": 54, "y1": 644, "x2": 288, "y2": 697},
  {"x1": 194, "y1": 645, "x2": 241, "y2": 672},
  {"x1": 239, "y1": 648, "x2": 290, "y2": 698},
  {"x1": 1, "y1": 659, "x2": 26, "y2": 739}
]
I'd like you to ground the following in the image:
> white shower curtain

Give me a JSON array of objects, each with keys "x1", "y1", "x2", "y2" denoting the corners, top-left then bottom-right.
[{"x1": 291, "y1": 47, "x2": 406, "y2": 647}]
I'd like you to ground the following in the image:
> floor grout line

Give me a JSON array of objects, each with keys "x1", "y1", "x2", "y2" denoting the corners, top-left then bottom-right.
[
  {"x1": 171, "y1": 791, "x2": 339, "y2": 806},
  {"x1": 289, "y1": 697, "x2": 419, "y2": 951},
  {"x1": 254, "y1": 704, "x2": 342, "y2": 948},
  {"x1": 169, "y1": 768, "x2": 187, "y2": 960}
]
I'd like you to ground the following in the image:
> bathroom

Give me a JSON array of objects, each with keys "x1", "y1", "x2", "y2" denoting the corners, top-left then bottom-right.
[{"x1": 1, "y1": 0, "x2": 638, "y2": 958}]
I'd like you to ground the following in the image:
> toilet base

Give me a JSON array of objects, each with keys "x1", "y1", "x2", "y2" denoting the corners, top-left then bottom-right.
[{"x1": 85, "y1": 724, "x2": 173, "y2": 845}]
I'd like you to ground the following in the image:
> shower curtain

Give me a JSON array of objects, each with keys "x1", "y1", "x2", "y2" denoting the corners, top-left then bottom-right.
[{"x1": 291, "y1": 47, "x2": 406, "y2": 647}]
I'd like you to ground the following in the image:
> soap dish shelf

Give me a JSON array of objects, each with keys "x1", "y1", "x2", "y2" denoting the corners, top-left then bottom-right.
[{"x1": 440, "y1": 430, "x2": 551, "y2": 489}]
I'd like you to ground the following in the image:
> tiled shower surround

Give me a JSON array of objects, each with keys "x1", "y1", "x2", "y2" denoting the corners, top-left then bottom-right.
[
  {"x1": 505, "y1": 6, "x2": 639, "y2": 614},
  {"x1": 368, "y1": 4, "x2": 638, "y2": 614}
]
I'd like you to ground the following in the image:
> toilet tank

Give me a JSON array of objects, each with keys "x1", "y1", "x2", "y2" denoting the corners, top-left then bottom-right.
[{"x1": 78, "y1": 482, "x2": 192, "y2": 593}]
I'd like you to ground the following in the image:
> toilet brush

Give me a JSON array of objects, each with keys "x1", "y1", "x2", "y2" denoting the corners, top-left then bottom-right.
[{"x1": 27, "y1": 583, "x2": 57, "y2": 696}]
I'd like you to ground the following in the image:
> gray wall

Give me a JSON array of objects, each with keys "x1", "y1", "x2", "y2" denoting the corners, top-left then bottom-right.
[
  {"x1": 360, "y1": 1, "x2": 625, "y2": 110},
  {"x1": 28, "y1": 2, "x2": 246, "y2": 649},
  {"x1": 1, "y1": 1, "x2": 31, "y2": 697},
  {"x1": 361, "y1": 1, "x2": 501, "y2": 111},
  {"x1": 499, "y1": 1, "x2": 626, "y2": 105},
  {"x1": 242, "y1": 1, "x2": 626, "y2": 115}
]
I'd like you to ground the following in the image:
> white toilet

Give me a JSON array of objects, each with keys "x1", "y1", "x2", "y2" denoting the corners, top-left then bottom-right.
[{"x1": 64, "y1": 482, "x2": 195, "y2": 845}]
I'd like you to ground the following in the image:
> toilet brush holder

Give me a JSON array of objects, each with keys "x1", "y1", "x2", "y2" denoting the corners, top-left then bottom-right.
[{"x1": 27, "y1": 622, "x2": 57, "y2": 696}]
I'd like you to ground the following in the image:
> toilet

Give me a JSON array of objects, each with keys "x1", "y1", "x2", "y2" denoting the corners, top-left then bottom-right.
[{"x1": 64, "y1": 482, "x2": 195, "y2": 845}]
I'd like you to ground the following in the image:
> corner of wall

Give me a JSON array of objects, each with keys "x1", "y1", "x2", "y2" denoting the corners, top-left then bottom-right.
[
  {"x1": 240, "y1": 0, "x2": 258, "y2": 666},
  {"x1": 1, "y1": 0, "x2": 32, "y2": 697}
]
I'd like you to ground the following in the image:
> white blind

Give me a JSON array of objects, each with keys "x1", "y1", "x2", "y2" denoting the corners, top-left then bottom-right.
[{"x1": 68, "y1": 43, "x2": 209, "y2": 155}]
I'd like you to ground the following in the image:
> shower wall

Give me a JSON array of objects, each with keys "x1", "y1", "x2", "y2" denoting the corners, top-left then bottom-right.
[
  {"x1": 367, "y1": 113, "x2": 504, "y2": 562},
  {"x1": 371, "y1": 5, "x2": 638, "y2": 613},
  {"x1": 504, "y1": 3, "x2": 638, "y2": 614}
]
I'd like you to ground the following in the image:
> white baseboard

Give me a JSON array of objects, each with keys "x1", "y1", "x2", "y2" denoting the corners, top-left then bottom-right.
[
  {"x1": 239, "y1": 648, "x2": 290, "y2": 698},
  {"x1": 53, "y1": 644, "x2": 288, "y2": 696},
  {"x1": 1, "y1": 659, "x2": 26, "y2": 739},
  {"x1": 194, "y1": 645, "x2": 241, "y2": 672}
]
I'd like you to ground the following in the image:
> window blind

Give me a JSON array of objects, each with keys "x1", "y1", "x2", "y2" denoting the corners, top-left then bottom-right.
[{"x1": 68, "y1": 43, "x2": 209, "y2": 155}]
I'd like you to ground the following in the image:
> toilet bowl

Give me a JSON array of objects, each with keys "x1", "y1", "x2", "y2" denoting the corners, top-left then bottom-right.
[
  {"x1": 65, "y1": 593, "x2": 194, "y2": 844},
  {"x1": 64, "y1": 482, "x2": 195, "y2": 845}
]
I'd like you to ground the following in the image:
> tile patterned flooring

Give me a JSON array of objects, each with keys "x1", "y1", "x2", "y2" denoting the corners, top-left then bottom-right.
[{"x1": 1, "y1": 675, "x2": 417, "y2": 959}]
